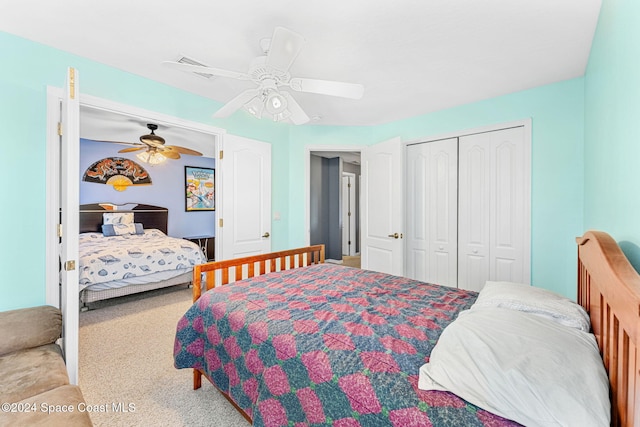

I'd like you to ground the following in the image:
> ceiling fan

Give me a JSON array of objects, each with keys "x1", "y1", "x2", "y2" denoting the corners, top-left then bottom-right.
[
  {"x1": 97, "y1": 123, "x2": 203, "y2": 164},
  {"x1": 163, "y1": 26, "x2": 364, "y2": 125}
]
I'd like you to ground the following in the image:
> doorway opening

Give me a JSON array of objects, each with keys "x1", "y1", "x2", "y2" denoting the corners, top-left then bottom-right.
[
  {"x1": 46, "y1": 91, "x2": 224, "y2": 308},
  {"x1": 308, "y1": 149, "x2": 361, "y2": 267},
  {"x1": 45, "y1": 87, "x2": 224, "y2": 384}
]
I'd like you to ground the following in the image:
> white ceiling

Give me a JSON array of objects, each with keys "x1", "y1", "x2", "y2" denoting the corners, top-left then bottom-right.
[{"x1": 1, "y1": 0, "x2": 601, "y2": 130}]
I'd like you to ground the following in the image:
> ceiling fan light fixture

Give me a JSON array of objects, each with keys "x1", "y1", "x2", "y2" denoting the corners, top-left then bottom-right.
[
  {"x1": 244, "y1": 96, "x2": 265, "y2": 118},
  {"x1": 165, "y1": 27, "x2": 363, "y2": 125},
  {"x1": 136, "y1": 150, "x2": 167, "y2": 165},
  {"x1": 99, "y1": 123, "x2": 202, "y2": 160},
  {"x1": 265, "y1": 91, "x2": 288, "y2": 115}
]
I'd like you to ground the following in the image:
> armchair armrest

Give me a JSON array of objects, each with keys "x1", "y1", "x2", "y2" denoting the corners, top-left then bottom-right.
[{"x1": 0, "y1": 305, "x2": 62, "y2": 357}]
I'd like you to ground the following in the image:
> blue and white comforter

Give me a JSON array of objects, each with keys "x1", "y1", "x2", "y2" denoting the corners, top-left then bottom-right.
[{"x1": 78, "y1": 229, "x2": 206, "y2": 290}]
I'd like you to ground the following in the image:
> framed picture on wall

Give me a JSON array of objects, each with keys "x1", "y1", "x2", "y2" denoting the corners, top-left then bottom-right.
[{"x1": 185, "y1": 166, "x2": 215, "y2": 211}]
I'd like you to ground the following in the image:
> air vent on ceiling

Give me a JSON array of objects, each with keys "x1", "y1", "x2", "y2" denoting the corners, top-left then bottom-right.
[{"x1": 176, "y1": 56, "x2": 217, "y2": 80}]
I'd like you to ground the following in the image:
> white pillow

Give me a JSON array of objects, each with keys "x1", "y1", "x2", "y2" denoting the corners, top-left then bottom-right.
[
  {"x1": 103, "y1": 212, "x2": 134, "y2": 225},
  {"x1": 418, "y1": 308, "x2": 610, "y2": 427},
  {"x1": 471, "y1": 281, "x2": 591, "y2": 331}
]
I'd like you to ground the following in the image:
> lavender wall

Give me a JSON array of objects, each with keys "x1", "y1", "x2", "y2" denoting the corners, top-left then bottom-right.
[{"x1": 80, "y1": 139, "x2": 216, "y2": 238}]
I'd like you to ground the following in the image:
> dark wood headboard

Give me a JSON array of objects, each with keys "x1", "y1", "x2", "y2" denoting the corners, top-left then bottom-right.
[{"x1": 79, "y1": 203, "x2": 168, "y2": 234}]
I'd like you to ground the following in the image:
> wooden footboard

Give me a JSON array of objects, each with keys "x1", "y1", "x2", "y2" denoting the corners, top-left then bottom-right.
[
  {"x1": 190, "y1": 245, "x2": 325, "y2": 391},
  {"x1": 577, "y1": 231, "x2": 640, "y2": 427}
]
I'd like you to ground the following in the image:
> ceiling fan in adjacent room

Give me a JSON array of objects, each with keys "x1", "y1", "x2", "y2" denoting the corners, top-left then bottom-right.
[
  {"x1": 96, "y1": 123, "x2": 203, "y2": 165},
  {"x1": 163, "y1": 26, "x2": 365, "y2": 125}
]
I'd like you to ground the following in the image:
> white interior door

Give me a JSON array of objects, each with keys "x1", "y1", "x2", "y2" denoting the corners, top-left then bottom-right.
[
  {"x1": 220, "y1": 134, "x2": 272, "y2": 260},
  {"x1": 60, "y1": 67, "x2": 80, "y2": 384},
  {"x1": 405, "y1": 143, "x2": 429, "y2": 281},
  {"x1": 342, "y1": 173, "x2": 356, "y2": 256},
  {"x1": 405, "y1": 139, "x2": 458, "y2": 286},
  {"x1": 458, "y1": 127, "x2": 529, "y2": 291},
  {"x1": 489, "y1": 127, "x2": 527, "y2": 282},
  {"x1": 361, "y1": 137, "x2": 403, "y2": 275},
  {"x1": 429, "y1": 138, "x2": 458, "y2": 287},
  {"x1": 458, "y1": 132, "x2": 491, "y2": 291}
]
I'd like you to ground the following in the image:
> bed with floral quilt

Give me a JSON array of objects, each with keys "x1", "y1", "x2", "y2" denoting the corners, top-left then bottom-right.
[{"x1": 175, "y1": 238, "x2": 617, "y2": 427}]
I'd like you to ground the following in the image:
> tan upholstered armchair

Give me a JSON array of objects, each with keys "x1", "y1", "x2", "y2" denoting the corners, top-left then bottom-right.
[{"x1": 0, "y1": 305, "x2": 92, "y2": 426}]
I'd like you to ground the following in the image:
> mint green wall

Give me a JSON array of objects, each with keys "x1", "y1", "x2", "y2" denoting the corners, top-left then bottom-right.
[
  {"x1": 0, "y1": 31, "x2": 290, "y2": 311},
  {"x1": 584, "y1": 0, "x2": 640, "y2": 267}
]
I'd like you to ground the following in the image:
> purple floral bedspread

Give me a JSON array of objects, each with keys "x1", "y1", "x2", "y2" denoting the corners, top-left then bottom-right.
[{"x1": 174, "y1": 263, "x2": 520, "y2": 427}]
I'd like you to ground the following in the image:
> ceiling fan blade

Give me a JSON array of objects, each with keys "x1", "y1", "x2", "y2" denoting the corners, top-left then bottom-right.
[
  {"x1": 118, "y1": 146, "x2": 146, "y2": 153},
  {"x1": 289, "y1": 77, "x2": 364, "y2": 99},
  {"x1": 213, "y1": 88, "x2": 262, "y2": 118},
  {"x1": 162, "y1": 61, "x2": 250, "y2": 81},
  {"x1": 281, "y1": 92, "x2": 310, "y2": 125},
  {"x1": 265, "y1": 27, "x2": 305, "y2": 73},
  {"x1": 166, "y1": 145, "x2": 203, "y2": 156},
  {"x1": 93, "y1": 139, "x2": 141, "y2": 146},
  {"x1": 158, "y1": 148, "x2": 181, "y2": 160}
]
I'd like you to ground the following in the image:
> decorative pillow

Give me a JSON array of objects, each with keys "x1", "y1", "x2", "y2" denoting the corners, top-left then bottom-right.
[
  {"x1": 102, "y1": 223, "x2": 144, "y2": 237},
  {"x1": 418, "y1": 307, "x2": 610, "y2": 427},
  {"x1": 103, "y1": 212, "x2": 134, "y2": 225},
  {"x1": 470, "y1": 280, "x2": 591, "y2": 331}
]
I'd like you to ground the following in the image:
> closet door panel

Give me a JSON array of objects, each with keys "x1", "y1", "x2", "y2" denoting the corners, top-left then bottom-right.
[
  {"x1": 429, "y1": 139, "x2": 458, "y2": 287},
  {"x1": 458, "y1": 134, "x2": 491, "y2": 292},
  {"x1": 408, "y1": 249, "x2": 428, "y2": 281},
  {"x1": 491, "y1": 127, "x2": 525, "y2": 282},
  {"x1": 460, "y1": 254, "x2": 489, "y2": 292},
  {"x1": 406, "y1": 124, "x2": 529, "y2": 292},
  {"x1": 405, "y1": 144, "x2": 429, "y2": 281}
]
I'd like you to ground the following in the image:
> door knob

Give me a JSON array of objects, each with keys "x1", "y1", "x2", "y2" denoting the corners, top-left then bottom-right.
[
  {"x1": 388, "y1": 233, "x2": 399, "y2": 239},
  {"x1": 262, "y1": 232, "x2": 270, "y2": 238}
]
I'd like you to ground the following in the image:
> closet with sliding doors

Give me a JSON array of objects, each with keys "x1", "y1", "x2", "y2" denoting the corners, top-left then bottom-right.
[{"x1": 405, "y1": 124, "x2": 530, "y2": 292}]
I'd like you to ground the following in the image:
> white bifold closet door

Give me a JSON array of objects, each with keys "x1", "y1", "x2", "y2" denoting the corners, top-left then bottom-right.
[
  {"x1": 458, "y1": 127, "x2": 527, "y2": 291},
  {"x1": 406, "y1": 126, "x2": 529, "y2": 292},
  {"x1": 405, "y1": 138, "x2": 458, "y2": 287}
]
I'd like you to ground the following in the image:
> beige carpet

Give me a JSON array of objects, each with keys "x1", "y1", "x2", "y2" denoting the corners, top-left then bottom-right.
[{"x1": 79, "y1": 286, "x2": 249, "y2": 427}]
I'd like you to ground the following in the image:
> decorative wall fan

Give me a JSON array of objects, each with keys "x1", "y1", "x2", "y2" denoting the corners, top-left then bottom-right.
[
  {"x1": 163, "y1": 27, "x2": 364, "y2": 125},
  {"x1": 97, "y1": 123, "x2": 202, "y2": 165}
]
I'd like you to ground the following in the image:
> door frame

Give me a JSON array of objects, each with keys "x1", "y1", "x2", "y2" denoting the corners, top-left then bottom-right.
[
  {"x1": 305, "y1": 145, "x2": 362, "y2": 247},
  {"x1": 342, "y1": 172, "x2": 357, "y2": 256},
  {"x1": 45, "y1": 91, "x2": 226, "y2": 306},
  {"x1": 45, "y1": 87, "x2": 63, "y2": 307}
]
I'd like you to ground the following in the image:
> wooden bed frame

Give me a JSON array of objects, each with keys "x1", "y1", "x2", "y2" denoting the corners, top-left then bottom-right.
[
  {"x1": 192, "y1": 244, "x2": 326, "y2": 304},
  {"x1": 188, "y1": 233, "x2": 639, "y2": 426},
  {"x1": 191, "y1": 244, "x2": 325, "y2": 421},
  {"x1": 577, "y1": 231, "x2": 640, "y2": 426}
]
